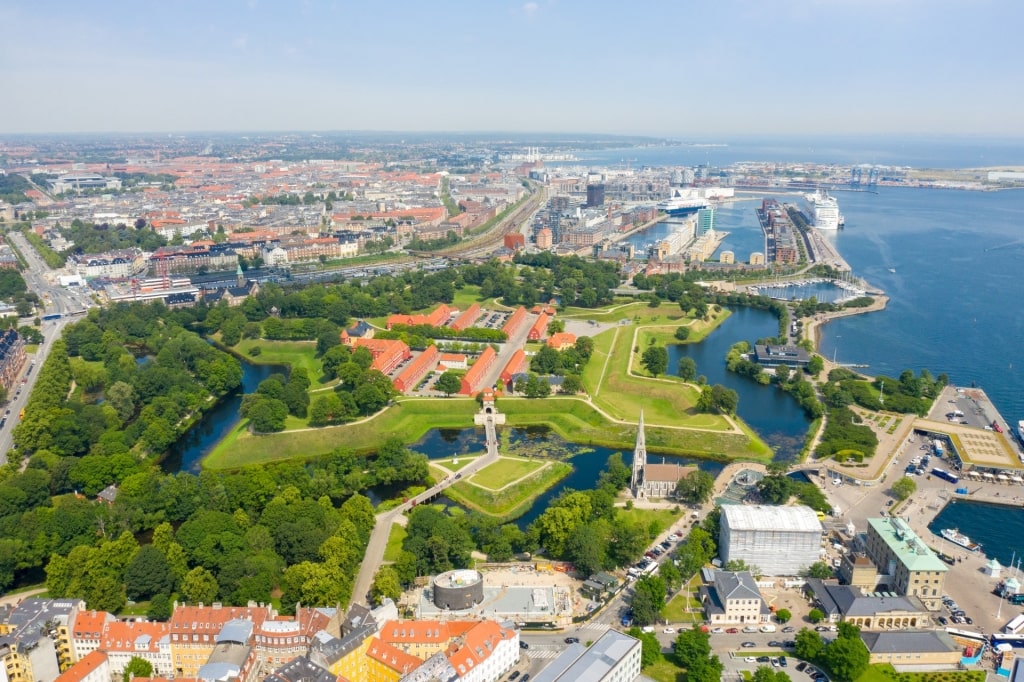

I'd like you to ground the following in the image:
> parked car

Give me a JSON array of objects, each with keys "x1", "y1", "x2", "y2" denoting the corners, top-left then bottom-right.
[
  {"x1": 510, "y1": 672, "x2": 521, "y2": 680},
  {"x1": 519, "y1": 641, "x2": 529, "y2": 649},
  {"x1": 779, "y1": 656, "x2": 788, "y2": 667},
  {"x1": 521, "y1": 675, "x2": 530, "y2": 682},
  {"x1": 742, "y1": 642, "x2": 756, "y2": 648},
  {"x1": 782, "y1": 626, "x2": 795, "y2": 633},
  {"x1": 767, "y1": 640, "x2": 781, "y2": 647},
  {"x1": 756, "y1": 656, "x2": 770, "y2": 663},
  {"x1": 565, "y1": 637, "x2": 579, "y2": 644},
  {"x1": 711, "y1": 628, "x2": 724, "y2": 634},
  {"x1": 726, "y1": 628, "x2": 739, "y2": 634},
  {"x1": 662, "y1": 628, "x2": 675, "y2": 634},
  {"x1": 815, "y1": 626, "x2": 829, "y2": 632},
  {"x1": 937, "y1": 616, "x2": 948, "y2": 625},
  {"x1": 796, "y1": 662, "x2": 807, "y2": 673},
  {"x1": 742, "y1": 626, "x2": 758, "y2": 633}
]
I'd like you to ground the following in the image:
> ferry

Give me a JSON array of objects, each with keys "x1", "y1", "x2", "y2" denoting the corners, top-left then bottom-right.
[
  {"x1": 803, "y1": 189, "x2": 841, "y2": 230},
  {"x1": 657, "y1": 196, "x2": 709, "y2": 216},
  {"x1": 1016, "y1": 419, "x2": 1024, "y2": 445},
  {"x1": 941, "y1": 528, "x2": 981, "y2": 552}
]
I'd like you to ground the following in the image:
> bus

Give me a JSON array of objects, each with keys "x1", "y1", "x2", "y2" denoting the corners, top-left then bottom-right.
[
  {"x1": 1003, "y1": 613, "x2": 1024, "y2": 635},
  {"x1": 41, "y1": 313, "x2": 62, "y2": 321},
  {"x1": 932, "y1": 468, "x2": 959, "y2": 484}
]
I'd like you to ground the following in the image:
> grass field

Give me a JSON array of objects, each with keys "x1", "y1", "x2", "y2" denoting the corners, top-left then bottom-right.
[
  {"x1": 469, "y1": 457, "x2": 545, "y2": 489},
  {"x1": 641, "y1": 657, "x2": 687, "y2": 682},
  {"x1": 204, "y1": 398, "x2": 481, "y2": 469},
  {"x1": 430, "y1": 457, "x2": 478, "y2": 473},
  {"x1": 231, "y1": 339, "x2": 324, "y2": 382},
  {"x1": 855, "y1": 664, "x2": 984, "y2": 682},
  {"x1": 617, "y1": 506, "x2": 686, "y2": 535},
  {"x1": 444, "y1": 460, "x2": 572, "y2": 519},
  {"x1": 383, "y1": 524, "x2": 407, "y2": 562}
]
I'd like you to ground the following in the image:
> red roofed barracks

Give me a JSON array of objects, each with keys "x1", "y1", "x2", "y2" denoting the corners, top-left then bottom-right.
[
  {"x1": 499, "y1": 349, "x2": 529, "y2": 389},
  {"x1": 393, "y1": 345, "x2": 439, "y2": 393},
  {"x1": 353, "y1": 338, "x2": 412, "y2": 375},
  {"x1": 460, "y1": 346, "x2": 497, "y2": 396},
  {"x1": 449, "y1": 302, "x2": 482, "y2": 331},
  {"x1": 386, "y1": 304, "x2": 455, "y2": 330},
  {"x1": 501, "y1": 306, "x2": 528, "y2": 337},
  {"x1": 528, "y1": 312, "x2": 551, "y2": 341}
]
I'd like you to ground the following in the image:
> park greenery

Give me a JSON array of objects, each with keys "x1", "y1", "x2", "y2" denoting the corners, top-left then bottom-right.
[
  {"x1": 814, "y1": 407, "x2": 879, "y2": 461},
  {"x1": 756, "y1": 473, "x2": 831, "y2": 513},
  {"x1": 823, "y1": 367, "x2": 947, "y2": 416},
  {"x1": 794, "y1": 623, "x2": 871, "y2": 682}
]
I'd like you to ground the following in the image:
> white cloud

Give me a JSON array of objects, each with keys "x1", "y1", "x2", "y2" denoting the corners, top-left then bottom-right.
[
  {"x1": 522, "y1": 2, "x2": 539, "y2": 19},
  {"x1": 232, "y1": 33, "x2": 248, "y2": 50}
]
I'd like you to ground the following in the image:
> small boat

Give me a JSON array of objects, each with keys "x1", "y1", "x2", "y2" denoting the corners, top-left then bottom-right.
[
  {"x1": 941, "y1": 528, "x2": 980, "y2": 552},
  {"x1": 888, "y1": 268, "x2": 896, "y2": 274}
]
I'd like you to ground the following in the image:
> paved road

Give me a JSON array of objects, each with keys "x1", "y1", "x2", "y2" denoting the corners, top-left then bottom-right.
[
  {"x1": 351, "y1": 413, "x2": 501, "y2": 605},
  {"x1": 1, "y1": 233, "x2": 88, "y2": 465}
]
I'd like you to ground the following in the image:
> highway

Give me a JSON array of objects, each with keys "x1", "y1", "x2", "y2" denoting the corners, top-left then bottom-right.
[{"x1": 0, "y1": 233, "x2": 88, "y2": 465}]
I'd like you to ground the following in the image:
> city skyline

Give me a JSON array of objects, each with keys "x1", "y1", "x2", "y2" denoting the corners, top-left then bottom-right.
[{"x1": 3, "y1": 0, "x2": 1023, "y2": 137}]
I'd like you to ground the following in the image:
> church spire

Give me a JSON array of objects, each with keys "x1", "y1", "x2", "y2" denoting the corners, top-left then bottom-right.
[{"x1": 630, "y1": 411, "x2": 647, "y2": 498}]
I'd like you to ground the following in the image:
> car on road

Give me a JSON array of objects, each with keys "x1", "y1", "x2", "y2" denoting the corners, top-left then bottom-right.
[
  {"x1": 663, "y1": 628, "x2": 675, "y2": 634},
  {"x1": 965, "y1": 617, "x2": 974, "y2": 625},
  {"x1": 815, "y1": 626, "x2": 829, "y2": 632},
  {"x1": 711, "y1": 628, "x2": 725, "y2": 634},
  {"x1": 756, "y1": 656, "x2": 770, "y2": 663},
  {"x1": 742, "y1": 626, "x2": 758, "y2": 633},
  {"x1": 782, "y1": 626, "x2": 795, "y2": 633},
  {"x1": 742, "y1": 641, "x2": 756, "y2": 648},
  {"x1": 519, "y1": 641, "x2": 529, "y2": 649},
  {"x1": 745, "y1": 657, "x2": 757, "y2": 663},
  {"x1": 796, "y1": 662, "x2": 807, "y2": 672},
  {"x1": 564, "y1": 637, "x2": 579, "y2": 644},
  {"x1": 937, "y1": 616, "x2": 947, "y2": 625},
  {"x1": 771, "y1": 658, "x2": 780, "y2": 668},
  {"x1": 726, "y1": 628, "x2": 739, "y2": 634},
  {"x1": 510, "y1": 672, "x2": 521, "y2": 680},
  {"x1": 779, "y1": 656, "x2": 788, "y2": 667},
  {"x1": 521, "y1": 675, "x2": 530, "y2": 682},
  {"x1": 768, "y1": 640, "x2": 781, "y2": 647}
]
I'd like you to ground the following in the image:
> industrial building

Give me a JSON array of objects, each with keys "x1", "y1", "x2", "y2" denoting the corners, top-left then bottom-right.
[{"x1": 719, "y1": 505, "x2": 823, "y2": 576}]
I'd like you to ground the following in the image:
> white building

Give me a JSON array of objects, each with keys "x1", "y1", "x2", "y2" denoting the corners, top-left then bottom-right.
[
  {"x1": 529, "y1": 630, "x2": 641, "y2": 682},
  {"x1": 720, "y1": 505, "x2": 823, "y2": 576}
]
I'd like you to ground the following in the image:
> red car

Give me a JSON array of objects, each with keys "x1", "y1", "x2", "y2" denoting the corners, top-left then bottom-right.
[{"x1": 726, "y1": 628, "x2": 739, "y2": 634}]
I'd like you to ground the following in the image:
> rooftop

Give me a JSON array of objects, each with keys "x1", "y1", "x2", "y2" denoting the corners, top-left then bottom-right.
[
  {"x1": 530, "y1": 630, "x2": 640, "y2": 682},
  {"x1": 867, "y1": 517, "x2": 949, "y2": 573},
  {"x1": 722, "y1": 504, "x2": 823, "y2": 532}
]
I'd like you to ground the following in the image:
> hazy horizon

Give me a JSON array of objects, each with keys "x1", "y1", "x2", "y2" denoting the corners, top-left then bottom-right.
[{"x1": 4, "y1": 0, "x2": 1023, "y2": 137}]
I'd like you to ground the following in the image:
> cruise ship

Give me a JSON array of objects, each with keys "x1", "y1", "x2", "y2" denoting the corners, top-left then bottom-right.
[
  {"x1": 657, "y1": 196, "x2": 709, "y2": 216},
  {"x1": 802, "y1": 189, "x2": 841, "y2": 230}
]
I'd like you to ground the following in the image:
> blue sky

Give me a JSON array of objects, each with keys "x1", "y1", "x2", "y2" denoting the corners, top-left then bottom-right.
[{"x1": 3, "y1": 0, "x2": 1022, "y2": 136}]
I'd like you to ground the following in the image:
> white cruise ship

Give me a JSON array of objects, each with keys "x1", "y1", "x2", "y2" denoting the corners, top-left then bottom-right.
[{"x1": 803, "y1": 189, "x2": 841, "y2": 230}]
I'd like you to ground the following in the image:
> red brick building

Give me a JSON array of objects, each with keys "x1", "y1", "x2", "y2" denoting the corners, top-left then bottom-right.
[
  {"x1": 353, "y1": 338, "x2": 412, "y2": 375},
  {"x1": 527, "y1": 312, "x2": 551, "y2": 341},
  {"x1": 546, "y1": 332, "x2": 577, "y2": 350},
  {"x1": 499, "y1": 349, "x2": 529, "y2": 389},
  {"x1": 386, "y1": 304, "x2": 455, "y2": 330},
  {"x1": 501, "y1": 306, "x2": 528, "y2": 337},
  {"x1": 503, "y1": 234, "x2": 525, "y2": 251},
  {"x1": 459, "y1": 346, "x2": 497, "y2": 396},
  {"x1": 449, "y1": 302, "x2": 482, "y2": 331},
  {"x1": 393, "y1": 346, "x2": 439, "y2": 393}
]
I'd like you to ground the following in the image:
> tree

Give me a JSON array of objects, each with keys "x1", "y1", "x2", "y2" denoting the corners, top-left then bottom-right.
[
  {"x1": 675, "y1": 469, "x2": 715, "y2": 504},
  {"x1": 630, "y1": 576, "x2": 666, "y2": 626},
  {"x1": 627, "y1": 627, "x2": 663, "y2": 668},
  {"x1": 753, "y1": 667, "x2": 792, "y2": 682},
  {"x1": 674, "y1": 326, "x2": 690, "y2": 341},
  {"x1": 124, "y1": 545, "x2": 175, "y2": 600},
  {"x1": 560, "y1": 374, "x2": 584, "y2": 394},
  {"x1": 821, "y1": 627, "x2": 870, "y2": 682},
  {"x1": 891, "y1": 476, "x2": 916, "y2": 501},
  {"x1": 794, "y1": 627, "x2": 824, "y2": 660},
  {"x1": 677, "y1": 356, "x2": 697, "y2": 382},
  {"x1": 181, "y1": 566, "x2": 219, "y2": 604},
  {"x1": 805, "y1": 561, "x2": 833, "y2": 579},
  {"x1": 371, "y1": 566, "x2": 402, "y2": 605},
  {"x1": 435, "y1": 371, "x2": 462, "y2": 397},
  {"x1": 808, "y1": 607, "x2": 825, "y2": 623},
  {"x1": 775, "y1": 608, "x2": 792, "y2": 624},
  {"x1": 641, "y1": 346, "x2": 668, "y2": 377},
  {"x1": 674, "y1": 627, "x2": 712, "y2": 670},
  {"x1": 147, "y1": 593, "x2": 172, "y2": 621},
  {"x1": 123, "y1": 657, "x2": 153, "y2": 682},
  {"x1": 806, "y1": 355, "x2": 825, "y2": 377}
]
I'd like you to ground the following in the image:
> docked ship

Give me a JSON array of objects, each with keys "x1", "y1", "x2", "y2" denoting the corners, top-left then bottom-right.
[
  {"x1": 657, "y1": 196, "x2": 709, "y2": 216},
  {"x1": 941, "y1": 528, "x2": 981, "y2": 552},
  {"x1": 1017, "y1": 419, "x2": 1024, "y2": 446},
  {"x1": 802, "y1": 189, "x2": 841, "y2": 230}
]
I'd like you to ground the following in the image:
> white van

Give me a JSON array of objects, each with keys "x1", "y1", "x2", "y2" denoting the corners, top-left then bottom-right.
[{"x1": 760, "y1": 624, "x2": 777, "y2": 633}]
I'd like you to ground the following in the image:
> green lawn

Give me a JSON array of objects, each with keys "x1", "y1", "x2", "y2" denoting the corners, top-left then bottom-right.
[
  {"x1": 617, "y1": 506, "x2": 686, "y2": 535},
  {"x1": 444, "y1": 460, "x2": 572, "y2": 520},
  {"x1": 383, "y1": 524, "x2": 407, "y2": 562},
  {"x1": 641, "y1": 658, "x2": 686, "y2": 682},
  {"x1": 204, "y1": 398, "x2": 481, "y2": 469},
  {"x1": 855, "y1": 664, "x2": 984, "y2": 682},
  {"x1": 469, "y1": 457, "x2": 545, "y2": 489},
  {"x1": 232, "y1": 339, "x2": 324, "y2": 381},
  {"x1": 662, "y1": 593, "x2": 704, "y2": 623},
  {"x1": 429, "y1": 457, "x2": 478, "y2": 474}
]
